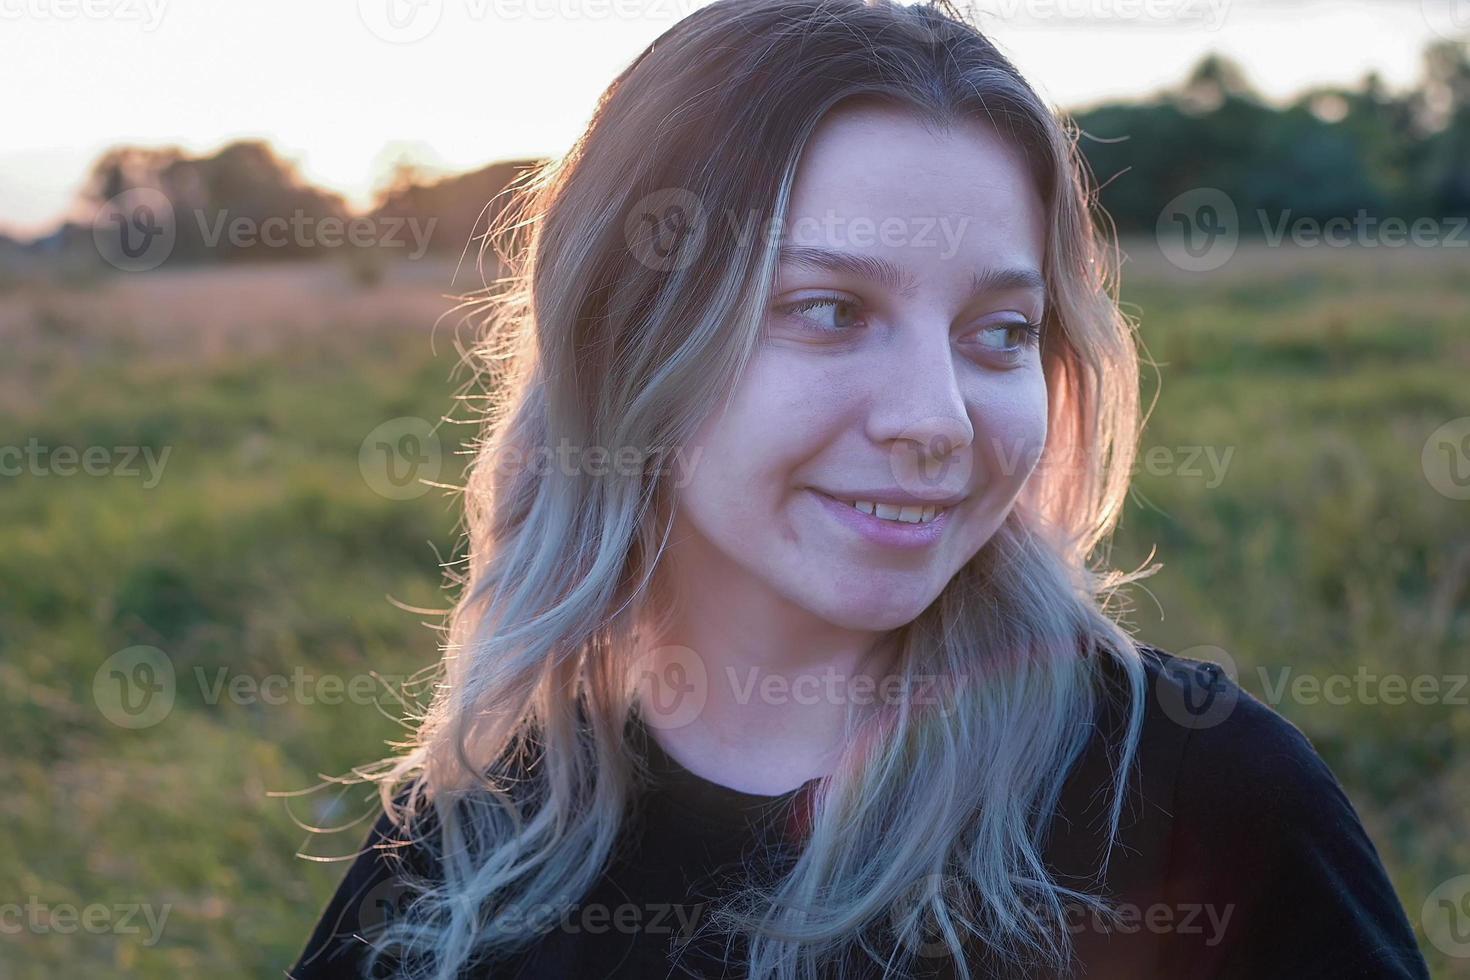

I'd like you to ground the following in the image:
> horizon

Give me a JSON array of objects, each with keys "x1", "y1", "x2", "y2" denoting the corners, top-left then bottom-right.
[{"x1": 3, "y1": 0, "x2": 1463, "y2": 238}]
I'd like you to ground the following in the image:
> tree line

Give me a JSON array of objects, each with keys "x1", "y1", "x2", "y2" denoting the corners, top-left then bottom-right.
[{"x1": 10, "y1": 41, "x2": 1467, "y2": 271}]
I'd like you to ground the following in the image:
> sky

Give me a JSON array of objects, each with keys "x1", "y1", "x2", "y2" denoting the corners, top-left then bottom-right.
[{"x1": 1, "y1": 0, "x2": 1463, "y2": 237}]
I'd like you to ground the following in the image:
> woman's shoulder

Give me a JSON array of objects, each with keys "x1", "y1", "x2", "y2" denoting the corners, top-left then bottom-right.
[
  {"x1": 1125, "y1": 643, "x2": 1402, "y2": 865},
  {"x1": 1131, "y1": 642, "x2": 1333, "y2": 799},
  {"x1": 1117, "y1": 642, "x2": 1388, "y2": 872},
  {"x1": 1068, "y1": 642, "x2": 1342, "y2": 839},
  {"x1": 1055, "y1": 641, "x2": 1337, "y2": 870},
  {"x1": 1065, "y1": 642, "x2": 1430, "y2": 978}
]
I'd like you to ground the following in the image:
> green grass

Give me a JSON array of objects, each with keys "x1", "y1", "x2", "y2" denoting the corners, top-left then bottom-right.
[{"x1": 1, "y1": 246, "x2": 1465, "y2": 977}]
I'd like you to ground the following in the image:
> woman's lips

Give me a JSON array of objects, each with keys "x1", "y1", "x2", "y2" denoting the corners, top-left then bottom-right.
[{"x1": 807, "y1": 488, "x2": 952, "y2": 549}]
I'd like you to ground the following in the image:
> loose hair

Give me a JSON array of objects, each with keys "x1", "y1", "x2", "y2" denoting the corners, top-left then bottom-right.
[{"x1": 347, "y1": 1, "x2": 1150, "y2": 976}]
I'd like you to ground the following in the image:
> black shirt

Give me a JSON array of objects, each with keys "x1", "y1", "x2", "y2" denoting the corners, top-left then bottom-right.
[{"x1": 288, "y1": 647, "x2": 1430, "y2": 978}]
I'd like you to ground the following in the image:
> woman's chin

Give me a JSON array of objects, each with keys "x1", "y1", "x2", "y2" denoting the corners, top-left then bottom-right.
[{"x1": 798, "y1": 585, "x2": 939, "y2": 633}]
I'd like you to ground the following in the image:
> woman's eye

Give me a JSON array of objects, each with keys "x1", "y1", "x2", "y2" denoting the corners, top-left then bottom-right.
[
  {"x1": 968, "y1": 320, "x2": 1043, "y2": 358},
  {"x1": 776, "y1": 296, "x2": 864, "y2": 334}
]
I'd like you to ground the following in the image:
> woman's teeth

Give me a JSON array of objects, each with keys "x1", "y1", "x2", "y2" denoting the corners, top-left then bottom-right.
[{"x1": 847, "y1": 500, "x2": 945, "y2": 524}]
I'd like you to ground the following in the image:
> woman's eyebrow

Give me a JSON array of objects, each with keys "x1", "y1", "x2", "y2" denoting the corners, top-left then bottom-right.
[
  {"x1": 776, "y1": 245, "x2": 1045, "y2": 300},
  {"x1": 778, "y1": 245, "x2": 917, "y2": 295},
  {"x1": 969, "y1": 266, "x2": 1046, "y2": 297}
]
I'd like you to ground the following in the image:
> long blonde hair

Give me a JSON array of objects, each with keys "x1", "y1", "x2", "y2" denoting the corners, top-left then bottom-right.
[{"x1": 355, "y1": 1, "x2": 1150, "y2": 976}]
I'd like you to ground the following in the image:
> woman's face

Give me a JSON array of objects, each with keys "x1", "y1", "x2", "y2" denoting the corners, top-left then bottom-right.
[{"x1": 671, "y1": 103, "x2": 1050, "y2": 632}]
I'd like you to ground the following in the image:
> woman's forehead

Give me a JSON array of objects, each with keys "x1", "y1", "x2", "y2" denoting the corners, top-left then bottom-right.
[{"x1": 782, "y1": 104, "x2": 1045, "y2": 260}]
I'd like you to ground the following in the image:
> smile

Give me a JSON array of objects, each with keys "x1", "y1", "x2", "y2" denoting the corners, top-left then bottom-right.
[
  {"x1": 844, "y1": 499, "x2": 946, "y2": 524},
  {"x1": 807, "y1": 489, "x2": 956, "y2": 549}
]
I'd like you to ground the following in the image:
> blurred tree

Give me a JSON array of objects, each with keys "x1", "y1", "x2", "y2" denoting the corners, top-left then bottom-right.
[
  {"x1": 41, "y1": 39, "x2": 1470, "y2": 267},
  {"x1": 369, "y1": 158, "x2": 541, "y2": 260},
  {"x1": 81, "y1": 140, "x2": 349, "y2": 264},
  {"x1": 1171, "y1": 53, "x2": 1260, "y2": 115},
  {"x1": 1073, "y1": 43, "x2": 1470, "y2": 233},
  {"x1": 1414, "y1": 41, "x2": 1470, "y2": 215}
]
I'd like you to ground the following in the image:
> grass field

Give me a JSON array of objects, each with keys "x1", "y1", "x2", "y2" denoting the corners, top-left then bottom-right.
[{"x1": 1, "y1": 244, "x2": 1466, "y2": 977}]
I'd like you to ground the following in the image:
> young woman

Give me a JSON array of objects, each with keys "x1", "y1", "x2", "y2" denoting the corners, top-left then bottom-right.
[{"x1": 291, "y1": 0, "x2": 1430, "y2": 976}]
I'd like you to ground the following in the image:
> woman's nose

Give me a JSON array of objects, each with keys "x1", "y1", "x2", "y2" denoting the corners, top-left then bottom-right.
[{"x1": 863, "y1": 328, "x2": 975, "y2": 490}]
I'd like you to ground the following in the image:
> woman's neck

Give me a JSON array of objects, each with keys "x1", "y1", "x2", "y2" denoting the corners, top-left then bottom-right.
[{"x1": 632, "y1": 590, "x2": 900, "y2": 795}]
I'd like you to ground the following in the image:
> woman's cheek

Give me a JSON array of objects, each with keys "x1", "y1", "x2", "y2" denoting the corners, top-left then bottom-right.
[{"x1": 974, "y1": 375, "x2": 1049, "y2": 493}]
